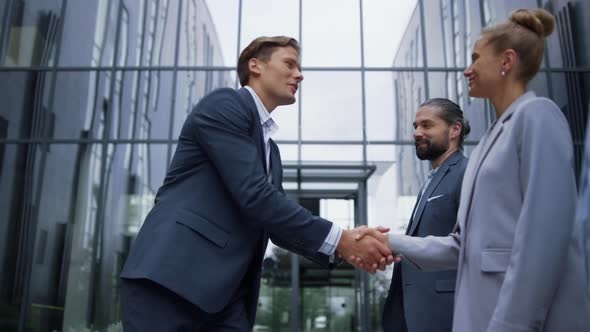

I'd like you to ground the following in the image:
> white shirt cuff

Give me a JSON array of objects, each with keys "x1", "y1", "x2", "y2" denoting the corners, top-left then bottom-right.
[{"x1": 317, "y1": 223, "x2": 343, "y2": 256}]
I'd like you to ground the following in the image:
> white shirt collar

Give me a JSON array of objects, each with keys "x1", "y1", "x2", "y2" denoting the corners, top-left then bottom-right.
[{"x1": 244, "y1": 86, "x2": 279, "y2": 135}]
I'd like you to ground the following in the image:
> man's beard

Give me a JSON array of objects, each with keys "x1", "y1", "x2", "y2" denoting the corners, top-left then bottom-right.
[{"x1": 415, "y1": 138, "x2": 449, "y2": 161}]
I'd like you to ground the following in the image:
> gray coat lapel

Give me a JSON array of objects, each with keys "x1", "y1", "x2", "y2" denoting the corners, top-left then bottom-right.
[
  {"x1": 237, "y1": 88, "x2": 268, "y2": 175},
  {"x1": 407, "y1": 152, "x2": 462, "y2": 236},
  {"x1": 458, "y1": 92, "x2": 536, "y2": 234}
]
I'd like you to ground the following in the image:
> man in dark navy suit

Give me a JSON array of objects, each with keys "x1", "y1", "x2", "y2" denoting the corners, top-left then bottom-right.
[
  {"x1": 355, "y1": 98, "x2": 469, "y2": 332},
  {"x1": 120, "y1": 36, "x2": 393, "y2": 331}
]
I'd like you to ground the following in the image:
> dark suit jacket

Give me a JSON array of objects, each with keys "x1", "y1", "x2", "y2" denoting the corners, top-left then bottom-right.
[
  {"x1": 121, "y1": 88, "x2": 332, "y2": 326},
  {"x1": 383, "y1": 151, "x2": 467, "y2": 332}
]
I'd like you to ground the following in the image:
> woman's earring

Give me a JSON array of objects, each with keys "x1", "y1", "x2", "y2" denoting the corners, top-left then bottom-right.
[{"x1": 501, "y1": 70, "x2": 506, "y2": 76}]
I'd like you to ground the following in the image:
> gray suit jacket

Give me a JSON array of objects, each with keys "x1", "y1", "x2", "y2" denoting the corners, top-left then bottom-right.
[
  {"x1": 389, "y1": 92, "x2": 590, "y2": 332},
  {"x1": 383, "y1": 152, "x2": 467, "y2": 332}
]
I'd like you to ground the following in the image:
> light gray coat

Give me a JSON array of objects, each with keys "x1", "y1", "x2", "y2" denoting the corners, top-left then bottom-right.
[{"x1": 389, "y1": 92, "x2": 590, "y2": 332}]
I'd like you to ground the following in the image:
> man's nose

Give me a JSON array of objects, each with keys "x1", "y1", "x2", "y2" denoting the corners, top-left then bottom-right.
[
  {"x1": 295, "y1": 69, "x2": 303, "y2": 82},
  {"x1": 413, "y1": 128, "x2": 423, "y2": 140}
]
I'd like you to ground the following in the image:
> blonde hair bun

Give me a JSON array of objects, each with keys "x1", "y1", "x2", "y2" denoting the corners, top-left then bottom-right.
[{"x1": 509, "y1": 8, "x2": 555, "y2": 38}]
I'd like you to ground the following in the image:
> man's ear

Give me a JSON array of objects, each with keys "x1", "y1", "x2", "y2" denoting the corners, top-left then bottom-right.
[
  {"x1": 450, "y1": 122, "x2": 462, "y2": 141},
  {"x1": 248, "y1": 58, "x2": 262, "y2": 79}
]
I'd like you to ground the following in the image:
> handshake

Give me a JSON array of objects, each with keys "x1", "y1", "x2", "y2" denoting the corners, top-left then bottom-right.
[{"x1": 336, "y1": 226, "x2": 402, "y2": 274}]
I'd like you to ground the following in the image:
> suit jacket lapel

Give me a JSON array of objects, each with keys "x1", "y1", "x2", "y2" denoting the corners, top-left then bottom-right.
[
  {"x1": 269, "y1": 139, "x2": 282, "y2": 190},
  {"x1": 237, "y1": 88, "x2": 268, "y2": 175},
  {"x1": 457, "y1": 124, "x2": 503, "y2": 237},
  {"x1": 458, "y1": 92, "x2": 535, "y2": 234},
  {"x1": 407, "y1": 152, "x2": 462, "y2": 236}
]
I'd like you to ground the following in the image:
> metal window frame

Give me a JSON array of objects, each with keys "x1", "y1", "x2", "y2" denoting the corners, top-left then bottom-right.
[{"x1": 2, "y1": 1, "x2": 588, "y2": 332}]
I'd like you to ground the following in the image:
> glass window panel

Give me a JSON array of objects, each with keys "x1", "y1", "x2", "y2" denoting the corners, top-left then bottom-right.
[
  {"x1": 391, "y1": 6, "x2": 423, "y2": 68},
  {"x1": 172, "y1": 70, "x2": 234, "y2": 138},
  {"x1": 363, "y1": 0, "x2": 417, "y2": 67},
  {"x1": 134, "y1": 70, "x2": 174, "y2": 139},
  {"x1": 367, "y1": 145, "x2": 397, "y2": 162},
  {"x1": 320, "y1": 199, "x2": 355, "y2": 229},
  {"x1": 397, "y1": 145, "x2": 429, "y2": 195},
  {"x1": 481, "y1": 0, "x2": 497, "y2": 26},
  {"x1": 367, "y1": 160, "x2": 407, "y2": 232},
  {"x1": 366, "y1": 72, "x2": 395, "y2": 140},
  {"x1": 240, "y1": 0, "x2": 299, "y2": 50},
  {"x1": 545, "y1": 23, "x2": 564, "y2": 68},
  {"x1": 59, "y1": 0, "x2": 119, "y2": 67},
  {"x1": 422, "y1": 0, "x2": 448, "y2": 67},
  {"x1": 302, "y1": 0, "x2": 361, "y2": 67},
  {"x1": 0, "y1": 143, "x2": 30, "y2": 330},
  {"x1": 275, "y1": 143, "x2": 298, "y2": 162},
  {"x1": 391, "y1": 71, "x2": 425, "y2": 141},
  {"x1": 52, "y1": 71, "x2": 102, "y2": 139},
  {"x1": 153, "y1": 0, "x2": 181, "y2": 66},
  {"x1": 503, "y1": 0, "x2": 539, "y2": 16},
  {"x1": 550, "y1": 72, "x2": 586, "y2": 172},
  {"x1": 179, "y1": 0, "x2": 231, "y2": 68},
  {"x1": 0, "y1": 2, "x2": 6, "y2": 48},
  {"x1": 272, "y1": 101, "x2": 299, "y2": 141},
  {"x1": 0, "y1": 143, "x2": 165, "y2": 330},
  {"x1": 367, "y1": 161, "x2": 412, "y2": 332},
  {"x1": 23, "y1": 70, "x2": 174, "y2": 140},
  {"x1": 58, "y1": 0, "x2": 180, "y2": 67},
  {"x1": 204, "y1": 0, "x2": 239, "y2": 69},
  {"x1": 301, "y1": 182, "x2": 358, "y2": 191},
  {"x1": 59, "y1": 143, "x2": 167, "y2": 330},
  {"x1": 428, "y1": 72, "x2": 453, "y2": 100},
  {"x1": 5, "y1": 144, "x2": 82, "y2": 330},
  {"x1": 301, "y1": 72, "x2": 363, "y2": 140},
  {"x1": 550, "y1": 73, "x2": 571, "y2": 112},
  {"x1": 1, "y1": 0, "x2": 63, "y2": 67},
  {"x1": 0, "y1": 71, "x2": 37, "y2": 138},
  {"x1": 528, "y1": 72, "x2": 550, "y2": 99},
  {"x1": 301, "y1": 145, "x2": 363, "y2": 162},
  {"x1": 282, "y1": 181, "x2": 298, "y2": 191},
  {"x1": 462, "y1": 99, "x2": 492, "y2": 143},
  {"x1": 256, "y1": 243, "x2": 292, "y2": 330}
]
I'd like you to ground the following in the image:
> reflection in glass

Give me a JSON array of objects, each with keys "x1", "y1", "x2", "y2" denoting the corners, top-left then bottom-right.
[
  {"x1": 172, "y1": 70, "x2": 233, "y2": 137},
  {"x1": 0, "y1": 0, "x2": 587, "y2": 331},
  {"x1": 301, "y1": 72, "x2": 363, "y2": 141},
  {"x1": 203, "y1": 0, "x2": 239, "y2": 69},
  {"x1": 272, "y1": 101, "x2": 300, "y2": 141},
  {"x1": 301, "y1": 145, "x2": 363, "y2": 162},
  {"x1": 0, "y1": 142, "x2": 168, "y2": 331},
  {"x1": 362, "y1": 0, "x2": 417, "y2": 67},
  {"x1": 1, "y1": 1, "x2": 62, "y2": 67},
  {"x1": 240, "y1": 0, "x2": 299, "y2": 51},
  {"x1": 61, "y1": 143, "x2": 166, "y2": 331},
  {"x1": 302, "y1": 0, "x2": 360, "y2": 67},
  {"x1": 365, "y1": 73, "x2": 395, "y2": 141}
]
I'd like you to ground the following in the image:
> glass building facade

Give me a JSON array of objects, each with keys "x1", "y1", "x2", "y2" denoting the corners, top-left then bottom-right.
[{"x1": 0, "y1": 0, "x2": 588, "y2": 331}]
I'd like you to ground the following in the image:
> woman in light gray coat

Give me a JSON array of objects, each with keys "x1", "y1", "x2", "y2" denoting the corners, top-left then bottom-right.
[{"x1": 356, "y1": 8, "x2": 590, "y2": 332}]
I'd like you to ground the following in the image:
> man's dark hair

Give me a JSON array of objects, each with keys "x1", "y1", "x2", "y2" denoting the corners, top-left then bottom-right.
[{"x1": 420, "y1": 98, "x2": 471, "y2": 149}]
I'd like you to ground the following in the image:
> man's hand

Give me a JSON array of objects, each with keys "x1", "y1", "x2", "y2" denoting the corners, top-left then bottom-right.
[
  {"x1": 336, "y1": 226, "x2": 395, "y2": 274},
  {"x1": 349, "y1": 226, "x2": 401, "y2": 270}
]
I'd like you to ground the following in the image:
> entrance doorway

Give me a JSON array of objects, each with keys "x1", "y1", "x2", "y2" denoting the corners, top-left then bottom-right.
[{"x1": 254, "y1": 162, "x2": 376, "y2": 332}]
